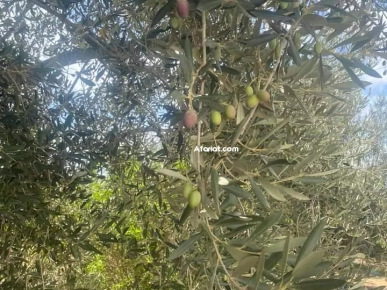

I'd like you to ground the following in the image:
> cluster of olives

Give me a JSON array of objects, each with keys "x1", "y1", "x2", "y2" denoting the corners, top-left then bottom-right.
[
  {"x1": 210, "y1": 103, "x2": 236, "y2": 126},
  {"x1": 183, "y1": 182, "x2": 201, "y2": 208},
  {"x1": 182, "y1": 103, "x2": 236, "y2": 129},
  {"x1": 181, "y1": 88, "x2": 270, "y2": 129},
  {"x1": 245, "y1": 86, "x2": 270, "y2": 109}
]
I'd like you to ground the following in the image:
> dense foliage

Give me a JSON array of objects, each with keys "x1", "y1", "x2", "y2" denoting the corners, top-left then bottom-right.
[{"x1": 1, "y1": 0, "x2": 387, "y2": 289}]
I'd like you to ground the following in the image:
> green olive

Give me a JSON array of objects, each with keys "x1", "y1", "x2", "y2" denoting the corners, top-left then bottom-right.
[
  {"x1": 246, "y1": 95, "x2": 259, "y2": 108},
  {"x1": 269, "y1": 38, "x2": 277, "y2": 49},
  {"x1": 211, "y1": 110, "x2": 222, "y2": 126},
  {"x1": 183, "y1": 183, "x2": 193, "y2": 198},
  {"x1": 245, "y1": 85, "x2": 254, "y2": 97},
  {"x1": 314, "y1": 41, "x2": 322, "y2": 54},
  {"x1": 214, "y1": 46, "x2": 221, "y2": 60},
  {"x1": 188, "y1": 190, "x2": 201, "y2": 208}
]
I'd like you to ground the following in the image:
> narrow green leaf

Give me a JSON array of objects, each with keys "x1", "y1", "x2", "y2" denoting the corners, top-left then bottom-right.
[
  {"x1": 265, "y1": 252, "x2": 283, "y2": 270},
  {"x1": 223, "y1": 185, "x2": 251, "y2": 200},
  {"x1": 351, "y1": 39, "x2": 370, "y2": 52},
  {"x1": 283, "y1": 85, "x2": 312, "y2": 119},
  {"x1": 197, "y1": 0, "x2": 223, "y2": 11},
  {"x1": 261, "y1": 159, "x2": 298, "y2": 170},
  {"x1": 224, "y1": 244, "x2": 257, "y2": 262},
  {"x1": 179, "y1": 54, "x2": 193, "y2": 84},
  {"x1": 252, "y1": 118, "x2": 290, "y2": 147},
  {"x1": 334, "y1": 55, "x2": 365, "y2": 89},
  {"x1": 236, "y1": 277, "x2": 271, "y2": 290},
  {"x1": 70, "y1": 245, "x2": 80, "y2": 260},
  {"x1": 333, "y1": 34, "x2": 369, "y2": 49},
  {"x1": 211, "y1": 168, "x2": 220, "y2": 212},
  {"x1": 304, "y1": 169, "x2": 340, "y2": 177},
  {"x1": 296, "y1": 219, "x2": 326, "y2": 265},
  {"x1": 320, "y1": 4, "x2": 356, "y2": 19},
  {"x1": 184, "y1": 36, "x2": 193, "y2": 65},
  {"x1": 292, "y1": 250, "x2": 325, "y2": 279},
  {"x1": 167, "y1": 232, "x2": 202, "y2": 260},
  {"x1": 79, "y1": 242, "x2": 103, "y2": 255},
  {"x1": 332, "y1": 80, "x2": 371, "y2": 90},
  {"x1": 295, "y1": 177, "x2": 326, "y2": 184},
  {"x1": 171, "y1": 90, "x2": 186, "y2": 101},
  {"x1": 318, "y1": 55, "x2": 324, "y2": 90},
  {"x1": 155, "y1": 168, "x2": 188, "y2": 181},
  {"x1": 249, "y1": 177, "x2": 271, "y2": 211},
  {"x1": 151, "y1": 0, "x2": 173, "y2": 28},
  {"x1": 302, "y1": 14, "x2": 328, "y2": 26},
  {"x1": 244, "y1": 212, "x2": 283, "y2": 245},
  {"x1": 287, "y1": 38, "x2": 302, "y2": 66},
  {"x1": 236, "y1": 101, "x2": 245, "y2": 125},
  {"x1": 179, "y1": 204, "x2": 193, "y2": 225},
  {"x1": 257, "y1": 177, "x2": 286, "y2": 202},
  {"x1": 246, "y1": 34, "x2": 278, "y2": 47},
  {"x1": 279, "y1": 234, "x2": 291, "y2": 278},
  {"x1": 79, "y1": 76, "x2": 95, "y2": 87},
  {"x1": 216, "y1": 65, "x2": 241, "y2": 75},
  {"x1": 79, "y1": 212, "x2": 108, "y2": 241},
  {"x1": 222, "y1": 223, "x2": 256, "y2": 239},
  {"x1": 233, "y1": 256, "x2": 259, "y2": 277},
  {"x1": 293, "y1": 279, "x2": 346, "y2": 290},
  {"x1": 295, "y1": 261, "x2": 333, "y2": 279},
  {"x1": 292, "y1": 146, "x2": 326, "y2": 175},
  {"x1": 350, "y1": 58, "x2": 382, "y2": 78},
  {"x1": 267, "y1": 237, "x2": 307, "y2": 253},
  {"x1": 250, "y1": 10, "x2": 293, "y2": 21},
  {"x1": 277, "y1": 185, "x2": 310, "y2": 201},
  {"x1": 327, "y1": 26, "x2": 348, "y2": 42},
  {"x1": 254, "y1": 250, "x2": 266, "y2": 290},
  {"x1": 300, "y1": 19, "x2": 317, "y2": 38},
  {"x1": 312, "y1": 91, "x2": 348, "y2": 103},
  {"x1": 195, "y1": 95, "x2": 226, "y2": 111},
  {"x1": 198, "y1": 59, "x2": 215, "y2": 76},
  {"x1": 220, "y1": 193, "x2": 238, "y2": 210},
  {"x1": 293, "y1": 56, "x2": 318, "y2": 83},
  {"x1": 70, "y1": 171, "x2": 88, "y2": 183},
  {"x1": 374, "y1": 51, "x2": 387, "y2": 60},
  {"x1": 335, "y1": 243, "x2": 351, "y2": 265}
]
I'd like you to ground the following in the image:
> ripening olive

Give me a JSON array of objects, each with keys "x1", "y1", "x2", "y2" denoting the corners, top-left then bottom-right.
[
  {"x1": 176, "y1": 0, "x2": 189, "y2": 18},
  {"x1": 183, "y1": 110, "x2": 198, "y2": 128},
  {"x1": 225, "y1": 105, "x2": 236, "y2": 119},
  {"x1": 256, "y1": 90, "x2": 270, "y2": 102}
]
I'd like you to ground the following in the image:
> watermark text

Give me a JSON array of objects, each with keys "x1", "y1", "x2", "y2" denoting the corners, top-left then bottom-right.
[{"x1": 194, "y1": 146, "x2": 239, "y2": 153}]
